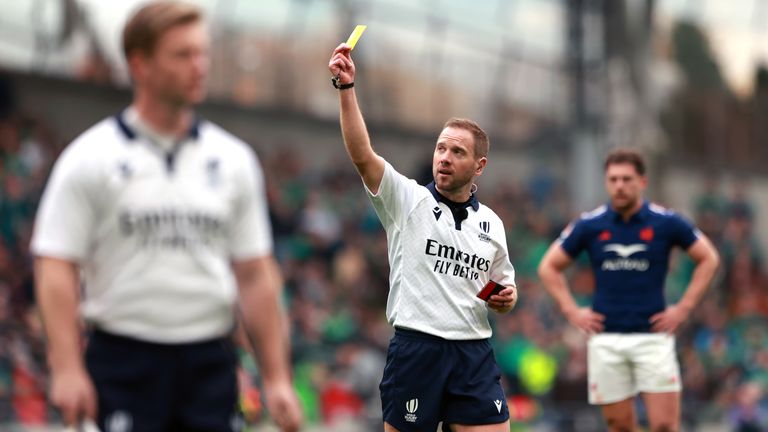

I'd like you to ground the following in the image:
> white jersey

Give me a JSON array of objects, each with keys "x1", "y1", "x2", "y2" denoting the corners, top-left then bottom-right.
[
  {"x1": 366, "y1": 162, "x2": 516, "y2": 340},
  {"x1": 31, "y1": 111, "x2": 273, "y2": 343}
]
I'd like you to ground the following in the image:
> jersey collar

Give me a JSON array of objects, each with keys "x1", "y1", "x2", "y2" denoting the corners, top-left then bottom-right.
[
  {"x1": 426, "y1": 181, "x2": 480, "y2": 212},
  {"x1": 115, "y1": 110, "x2": 201, "y2": 142},
  {"x1": 607, "y1": 200, "x2": 650, "y2": 223}
]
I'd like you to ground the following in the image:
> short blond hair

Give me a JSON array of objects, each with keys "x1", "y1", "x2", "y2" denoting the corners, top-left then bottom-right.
[
  {"x1": 122, "y1": 1, "x2": 203, "y2": 58},
  {"x1": 443, "y1": 117, "x2": 489, "y2": 159}
]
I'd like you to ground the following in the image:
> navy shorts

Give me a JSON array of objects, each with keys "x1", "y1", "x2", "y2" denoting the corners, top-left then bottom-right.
[
  {"x1": 380, "y1": 328, "x2": 509, "y2": 431},
  {"x1": 85, "y1": 329, "x2": 240, "y2": 432}
]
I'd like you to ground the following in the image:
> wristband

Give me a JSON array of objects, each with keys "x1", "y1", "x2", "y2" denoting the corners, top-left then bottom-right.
[{"x1": 332, "y1": 75, "x2": 354, "y2": 90}]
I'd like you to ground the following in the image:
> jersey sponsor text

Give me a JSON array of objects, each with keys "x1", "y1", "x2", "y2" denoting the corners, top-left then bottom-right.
[{"x1": 425, "y1": 238, "x2": 489, "y2": 280}]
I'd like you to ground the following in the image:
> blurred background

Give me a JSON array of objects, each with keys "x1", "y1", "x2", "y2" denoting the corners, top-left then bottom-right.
[{"x1": 0, "y1": 0, "x2": 767, "y2": 430}]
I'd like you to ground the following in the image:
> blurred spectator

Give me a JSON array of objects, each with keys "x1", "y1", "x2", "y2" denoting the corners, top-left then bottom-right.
[{"x1": 729, "y1": 382, "x2": 768, "y2": 432}]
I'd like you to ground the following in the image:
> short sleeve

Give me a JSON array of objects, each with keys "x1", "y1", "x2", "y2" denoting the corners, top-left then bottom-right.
[
  {"x1": 489, "y1": 219, "x2": 516, "y2": 288},
  {"x1": 668, "y1": 213, "x2": 700, "y2": 250},
  {"x1": 31, "y1": 145, "x2": 96, "y2": 261},
  {"x1": 228, "y1": 150, "x2": 273, "y2": 259},
  {"x1": 365, "y1": 161, "x2": 421, "y2": 231},
  {"x1": 558, "y1": 220, "x2": 589, "y2": 258}
]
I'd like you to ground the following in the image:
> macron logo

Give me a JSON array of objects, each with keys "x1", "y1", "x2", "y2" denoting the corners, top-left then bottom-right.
[
  {"x1": 494, "y1": 399, "x2": 503, "y2": 413},
  {"x1": 603, "y1": 243, "x2": 647, "y2": 258},
  {"x1": 433, "y1": 206, "x2": 442, "y2": 221}
]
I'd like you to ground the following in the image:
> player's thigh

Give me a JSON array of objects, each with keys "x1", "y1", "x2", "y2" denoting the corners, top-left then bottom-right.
[
  {"x1": 380, "y1": 330, "x2": 448, "y2": 432},
  {"x1": 384, "y1": 421, "x2": 402, "y2": 432},
  {"x1": 633, "y1": 334, "x2": 681, "y2": 395},
  {"x1": 442, "y1": 339, "x2": 508, "y2": 428},
  {"x1": 642, "y1": 391, "x2": 680, "y2": 432},
  {"x1": 587, "y1": 334, "x2": 635, "y2": 405},
  {"x1": 85, "y1": 330, "x2": 174, "y2": 431},
  {"x1": 174, "y1": 338, "x2": 239, "y2": 431},
  {"x1": 600, "y1": 398, "x2": 637, "y2": 432}
]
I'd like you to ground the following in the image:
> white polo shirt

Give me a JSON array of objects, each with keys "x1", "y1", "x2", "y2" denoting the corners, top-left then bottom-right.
[
  {"x1": 31, "y1": 109, "x2": 273, "y2": 343},
  {"x1": 367, "y1": 162, "x2": 516, "y2": 340}
]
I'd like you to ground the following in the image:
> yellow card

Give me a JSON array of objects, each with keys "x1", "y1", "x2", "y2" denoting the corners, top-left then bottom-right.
[{"x1": 346, "y1": 25, "x2": 367, "y2": 50}]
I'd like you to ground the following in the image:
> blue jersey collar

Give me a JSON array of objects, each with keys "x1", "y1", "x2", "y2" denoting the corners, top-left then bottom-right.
[
  {"x1": 607, "y1": 200, "x2": 650, "y2": 222},
  {"x1": 115, "y1": 110, "x2": 201, "y2": 142},
  {"x1": 426, "y1": 181, "x2": 480, "y2": 211}
]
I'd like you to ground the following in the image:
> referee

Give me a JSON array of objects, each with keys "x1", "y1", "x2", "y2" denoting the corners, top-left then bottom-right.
[
  {"x1": 329, "y1": 44, "x2": 518, "y2": 432},
  {"x1": 31, "y1": 2, "x2": 302, "y2": 431}
]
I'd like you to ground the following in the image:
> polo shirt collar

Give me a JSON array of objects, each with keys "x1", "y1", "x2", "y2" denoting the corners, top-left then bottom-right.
[
  {"x1": 115, "y1": 108, "x2": 201, "y2": 143},
  {"x1": 426, "y1": 181, "x2": 480, "y2": 212},
  {"x1": 607, "y1": 200, "x2": 650, "y2": 222}
]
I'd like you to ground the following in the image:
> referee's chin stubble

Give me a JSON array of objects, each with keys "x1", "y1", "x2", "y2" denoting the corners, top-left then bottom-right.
[{"x1": 435, "y1": 172, "x2": 472, "y2": 194}]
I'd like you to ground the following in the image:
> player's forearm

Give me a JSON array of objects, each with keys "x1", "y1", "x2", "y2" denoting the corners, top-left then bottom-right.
[
  {"x1": 242, "y1": 295, "x2": 291, "y2": 386},
  {"x1": 538, "y1": 265, "x2": 579, "y2": 316},
  {"x1": 338, "y1": 89, "x2": 384, "y2": 190},
  {"x1": 678, "y1": 250, "x2": 720, "y2": 312},
  {"x1": 239, "y1": 265, "x2": 292, "y2": 386},
  {"x1": 339, "y1": 88, "x2": 370, "y2": 162},
  {"x1": 34, "y1": 257, "x2": 85, "y2": 373}
]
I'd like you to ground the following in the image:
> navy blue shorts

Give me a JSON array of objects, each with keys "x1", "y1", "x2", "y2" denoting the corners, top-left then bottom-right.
[
  {"x1": 380, "y1": 328, "x2": 509, "y2": 431},
  {"x1": 85, "y1": 329, "x2": 240, "y2": 432}
]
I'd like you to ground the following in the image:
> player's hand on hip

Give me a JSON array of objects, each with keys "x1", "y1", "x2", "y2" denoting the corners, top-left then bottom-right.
[
  {"x1": 565, "y1": 307, "x2": 605, "y2": 335},
  {"x1": 329, "y1": 43, "x2": 355, "y2": 84},
  {"x1": 488, "y1": 286, "x2": 517, "y2": 314},
  {"x1": 650, "y1": 304, "x2": 689, "y2": 334},
  {"x1": 264, "y1": 380, "x2": 303, "y2": 432},
  {"x1": 50, "y1": 366, "x2": 98, "y2": 426}
]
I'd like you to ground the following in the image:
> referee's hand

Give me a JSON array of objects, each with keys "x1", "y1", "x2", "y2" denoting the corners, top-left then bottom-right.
[
  {"x1": 328, "y1": 43, "x2": 355, "y2": 85},
  {"x1": 488, "y1": 286, "x2": 517, "y2": 314},
  {"x1": 264, "y1": 380, "x2": 303, "y2": 432},
  {"x1": 50, "y1": 366, "x2": 98, "y2": 426}
]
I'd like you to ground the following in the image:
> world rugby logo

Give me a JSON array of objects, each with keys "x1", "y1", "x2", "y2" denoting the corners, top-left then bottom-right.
[
  {"x1": 405, "y1": 398, "x2": 418, "y2": 422},
  {"x1": 478, "y1": 221, "x2": 491, "y2": 243},
  {"x1": 479, "y1": 221, "x2": 490, "y2": 233}
]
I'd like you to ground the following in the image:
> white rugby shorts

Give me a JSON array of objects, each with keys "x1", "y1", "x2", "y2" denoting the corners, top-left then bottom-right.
[{"x1": 587, "y1": 333, "x2": 681, "y2": 405}]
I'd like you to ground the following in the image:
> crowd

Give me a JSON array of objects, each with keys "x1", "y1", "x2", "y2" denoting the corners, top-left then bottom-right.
[{"x1": 1, "y1": 98, "x2": 767, "y2": 430}]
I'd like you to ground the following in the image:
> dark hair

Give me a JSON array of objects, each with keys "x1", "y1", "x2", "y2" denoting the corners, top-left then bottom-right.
[
  {"x1": 122, "y1": 1, "x2": 203, "y2": 59},
  {"x1": 443, "y1": 118, "x2": 489, "y2": 159},
  {"x1": 604, "y1": 148, "x2": 646, "y2": 175}
]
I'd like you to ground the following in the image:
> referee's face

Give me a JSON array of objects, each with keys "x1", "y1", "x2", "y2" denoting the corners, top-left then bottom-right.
[
  {"x1": 605, "y1": 162, "x2": 647, "y2": 213},
  {"x1": 432, "y1": 127, "x2": 485, "y2": 197},
  {"x1": 136, "y1": 21, "x2": 210, "y2": 106}
]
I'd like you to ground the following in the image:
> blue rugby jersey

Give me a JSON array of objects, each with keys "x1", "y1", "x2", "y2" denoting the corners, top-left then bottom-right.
[{"x1": 558, "y1": 202, "x2": 700, "y2": 332}]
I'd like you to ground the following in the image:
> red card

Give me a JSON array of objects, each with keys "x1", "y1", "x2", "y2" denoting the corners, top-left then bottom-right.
[{"x1": 477, "y1": 280, "x2": 504, "y2": 302}]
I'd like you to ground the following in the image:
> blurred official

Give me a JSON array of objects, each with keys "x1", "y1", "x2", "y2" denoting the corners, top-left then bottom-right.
[{"x1": 30, "y1": 2, "x2": 302, "y2": 431}]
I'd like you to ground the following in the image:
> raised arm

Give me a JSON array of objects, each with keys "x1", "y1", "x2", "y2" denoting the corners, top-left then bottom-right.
[
  {"x1": 537, "y1": 243, "x2": 605, "y2": 334},
  {"x1": 328, "y1": 43, "x2": 385, "y2": 194}
]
